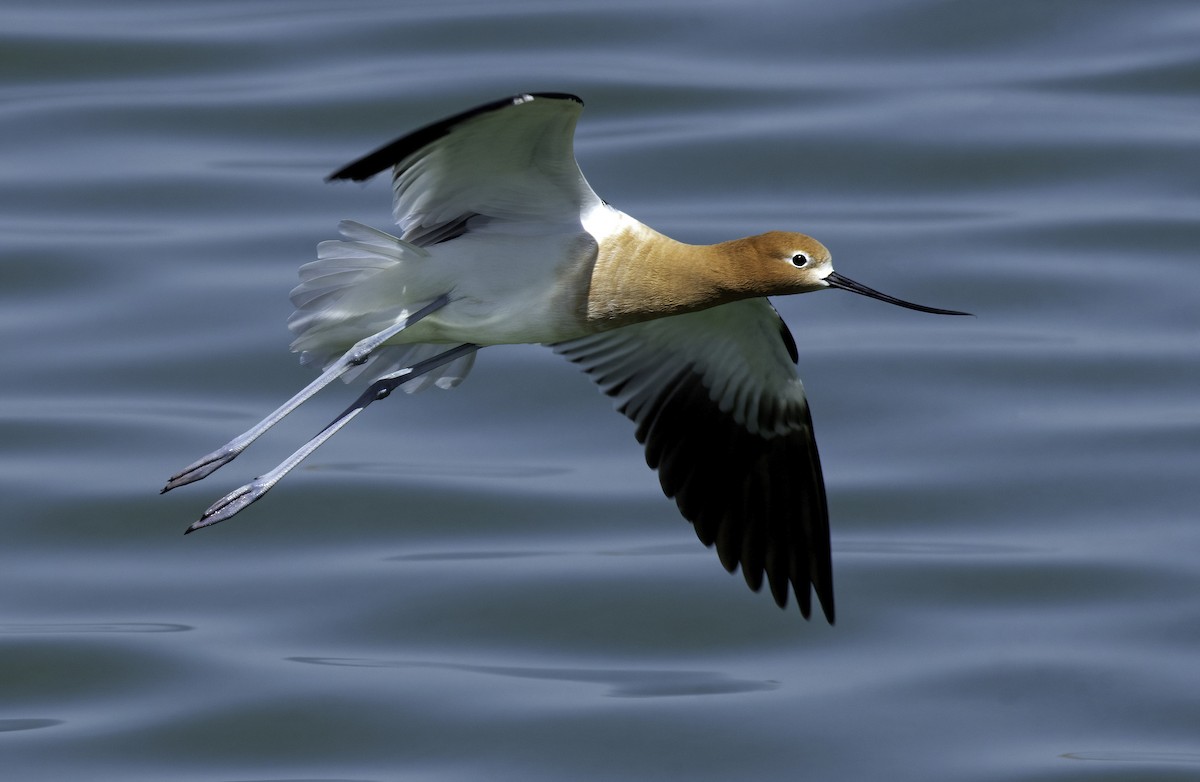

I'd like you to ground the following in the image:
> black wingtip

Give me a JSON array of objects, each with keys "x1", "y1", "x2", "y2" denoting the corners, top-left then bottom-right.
[
  {"x1": 796, "y1": 585, "x2": 835, "y2": 624},
  {"x1": 325, "y1": 92, "x2": 585, "y2": 183}
]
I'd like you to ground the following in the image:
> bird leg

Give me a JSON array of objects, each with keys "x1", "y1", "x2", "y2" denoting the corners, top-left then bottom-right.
[
  {"x1": 163, "y1": 294, "x2": 452, "y2": 492},
  {"x1": 184, "y1": 342, "x2": 480, "y2": 533}
]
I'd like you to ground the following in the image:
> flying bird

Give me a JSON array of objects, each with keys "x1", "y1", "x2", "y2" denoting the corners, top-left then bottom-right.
[{"x1": 164, "y1": 93, "x2": 968, "y2": 623}]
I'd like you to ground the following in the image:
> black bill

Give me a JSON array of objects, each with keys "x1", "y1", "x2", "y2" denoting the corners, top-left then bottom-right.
[{"x1": 825, "y1": 272, "x2": 971, "y2": 316}]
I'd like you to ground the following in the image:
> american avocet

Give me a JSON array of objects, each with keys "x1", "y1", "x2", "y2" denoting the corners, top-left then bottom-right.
[{"x1": 164, "y1": 93, "x2": 968, "y2": 622}]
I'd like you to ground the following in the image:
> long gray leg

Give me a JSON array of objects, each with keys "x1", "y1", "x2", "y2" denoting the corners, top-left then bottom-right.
[
  {"x1": 184, "y1": 343, "x2": 480, "y2": 533},
  {"x1": 163, "y1": 295, "x2": 452, "y2": 493}
]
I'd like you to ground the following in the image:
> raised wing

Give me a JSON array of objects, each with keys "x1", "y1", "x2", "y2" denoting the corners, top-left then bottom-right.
[
  {"x1": 554, "y1": 299, "x2": 835, "y2": 622},
  {"x1": 327, "y1": 93, "x2": 601, "y2": 245}
]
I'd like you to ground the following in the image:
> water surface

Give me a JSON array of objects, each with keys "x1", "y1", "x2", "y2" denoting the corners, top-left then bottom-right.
[{"x1": 3, "y1": 1, "x2": 1199, "y2": 779}]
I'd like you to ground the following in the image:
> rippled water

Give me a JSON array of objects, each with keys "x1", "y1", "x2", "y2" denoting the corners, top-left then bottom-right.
[{"x1": 4, "y1": 1, "x2": 1200, "y2": 779}]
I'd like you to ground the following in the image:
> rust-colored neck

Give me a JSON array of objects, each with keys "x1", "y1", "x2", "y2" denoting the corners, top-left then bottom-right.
[{"x1": 585, "y1": 225, "x2": 735, "y2": 327}]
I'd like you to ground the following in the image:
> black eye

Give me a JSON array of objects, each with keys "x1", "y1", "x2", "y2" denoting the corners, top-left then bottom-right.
[{"x1": 791, "y1": 253, "x2": 809, "y2": 267}]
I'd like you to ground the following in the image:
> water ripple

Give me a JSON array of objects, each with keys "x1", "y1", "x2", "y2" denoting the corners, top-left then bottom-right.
[
  {"x1": 0, "y1": 622, "x2": 193, "y2": 634},
  {"x1": 289, "y1": 657, "x2": 779, "y2": 698}
]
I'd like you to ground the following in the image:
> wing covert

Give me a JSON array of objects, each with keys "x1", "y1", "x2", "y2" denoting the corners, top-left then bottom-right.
[{"x1": 327, "y1": 93, "x2": 601, "y2": 245}]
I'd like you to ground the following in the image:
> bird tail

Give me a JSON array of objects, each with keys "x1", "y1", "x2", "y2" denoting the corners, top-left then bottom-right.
[{"x1": 287, "y1": 220, "x2": 475, "y2": 393}]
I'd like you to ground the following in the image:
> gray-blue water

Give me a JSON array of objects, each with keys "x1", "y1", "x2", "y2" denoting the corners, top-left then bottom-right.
[{"x1": 4, "y1": 1, "x2": 1199, "y2": 779}]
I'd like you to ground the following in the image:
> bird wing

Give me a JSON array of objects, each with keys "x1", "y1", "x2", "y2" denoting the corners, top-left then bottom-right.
[
  {"x1": 553, "y1": 298, "x2": 834, "y2": 622},
  {"x1": 327, "y1": 93, "x2": 602, "y2": 246}
]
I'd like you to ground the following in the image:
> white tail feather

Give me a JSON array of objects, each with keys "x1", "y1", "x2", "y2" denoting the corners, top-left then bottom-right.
[{"x1": 288, "y1": 221, "x2": 472, "y2": 393}]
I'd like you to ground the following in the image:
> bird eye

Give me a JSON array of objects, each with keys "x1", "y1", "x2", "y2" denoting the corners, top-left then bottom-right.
[{"x1": 791, "y1": 253, "x2": 809, "y2": 268}]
